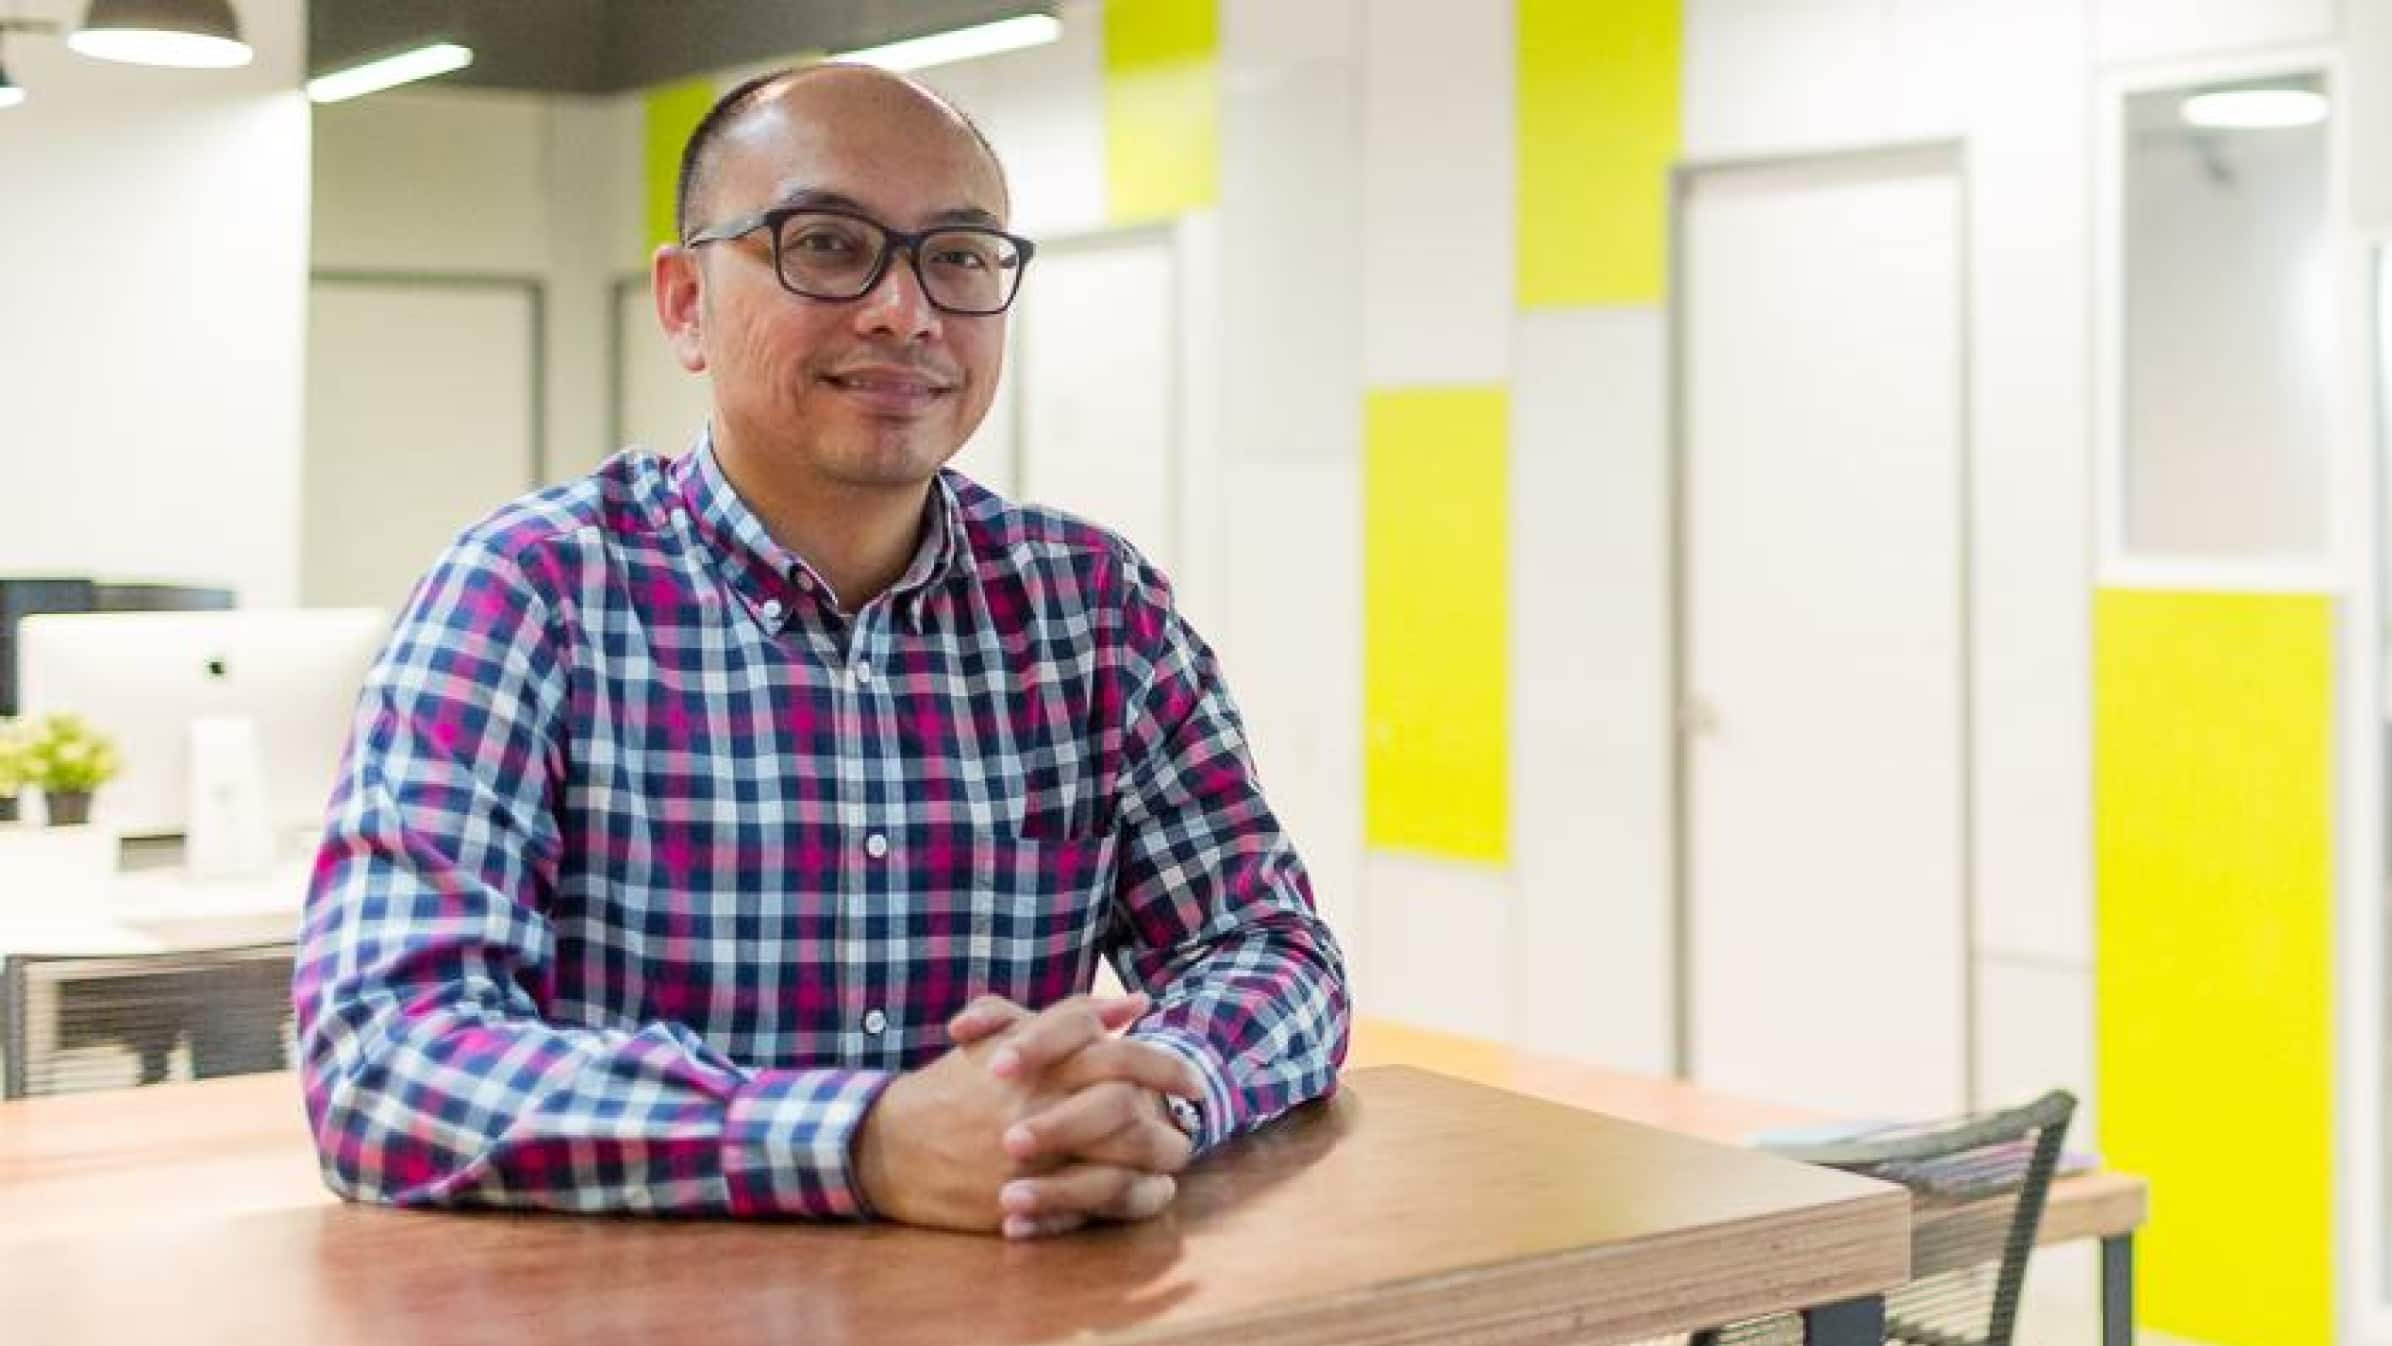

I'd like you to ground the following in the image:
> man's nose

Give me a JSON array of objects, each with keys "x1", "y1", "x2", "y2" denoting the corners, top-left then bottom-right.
[{"x1": 851, "y1": 248, "x2": 942, "y2": 340}]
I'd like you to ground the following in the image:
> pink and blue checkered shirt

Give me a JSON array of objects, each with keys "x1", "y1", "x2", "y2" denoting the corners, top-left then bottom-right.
[{"x1": 294, "y1": 437, "x2": 1349, "y2": 1217}]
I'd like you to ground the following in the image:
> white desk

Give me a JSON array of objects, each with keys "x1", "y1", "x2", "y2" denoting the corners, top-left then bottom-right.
[
  {"x1": 0, "y1": 851, "x2": 308, "y2": 1097},
  {"x1": 0, "y1": 852, "x2": 308, "y2": 957}
]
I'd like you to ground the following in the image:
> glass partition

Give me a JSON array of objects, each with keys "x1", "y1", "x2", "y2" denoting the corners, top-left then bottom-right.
[{"x1": 2121, "y1": 72, "x2": 2331, "y2": 558}]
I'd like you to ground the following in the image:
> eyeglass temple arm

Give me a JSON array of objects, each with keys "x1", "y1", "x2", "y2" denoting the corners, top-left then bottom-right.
[{"x1": 682, "y1": 212, "x2": 774, "y2": 248}]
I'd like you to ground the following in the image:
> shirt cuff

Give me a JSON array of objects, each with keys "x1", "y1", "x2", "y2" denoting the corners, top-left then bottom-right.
[
  {"x1": 721, "y1": 1067, "x2": 895, "y2": 1218},
  {"x1": 1125, "y1": 1023, "x2": 1235, "y2": 1155}
]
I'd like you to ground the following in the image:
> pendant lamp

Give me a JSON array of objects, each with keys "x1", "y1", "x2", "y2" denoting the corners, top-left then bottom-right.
[{"x1": 68, "y1": 0, "x2": 251, "y2": 69}]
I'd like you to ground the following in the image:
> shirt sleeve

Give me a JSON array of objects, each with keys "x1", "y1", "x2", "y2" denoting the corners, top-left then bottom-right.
[
  {"x1": 1105, "y1": 550, "x2": 1352, "y2": 1154},
  {"x1": 293, "y1": 540, "x2": 891, "y2": 1217}
]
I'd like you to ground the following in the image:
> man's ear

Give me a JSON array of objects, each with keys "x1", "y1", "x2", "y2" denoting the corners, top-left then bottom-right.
[{"x1": 653, "y1": 243, "x2": 709, "y2": 374}]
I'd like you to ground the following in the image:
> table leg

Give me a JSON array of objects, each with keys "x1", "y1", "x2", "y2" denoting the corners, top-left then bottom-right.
[
  {"x1": 1804, "y1": 1295, "x2": 1885, "y2": 1346},
  {"x1": 2103, "y1": 1234, "x2": 2135, "y2": 1346}
]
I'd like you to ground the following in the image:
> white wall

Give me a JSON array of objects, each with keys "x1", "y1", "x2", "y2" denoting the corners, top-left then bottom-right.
[
  {"x1": 1332, "y1": 0, "x2": 2103, "y2": 1084},
  {"x1": 1510, "y1": 309, "x2": 1674, "y2": 1073},
  {"x1": 2096, "y1": 0, "x2": 2333, "y2": 65},
  {"x1": 919, "y1": 0, "x2": 1108, "y2": 241},
  {"x1": 1683, "y1": 0, "x2": 2102, "y2": 1127},
  {"x1": 0, "y1": 0, "x2": 310, "y2": 607},
  {"x1": 311, "y1": 89, "x2": 644, "y2": 484},
  {"x1": 1217, "y1": 0, "x2": 1369, "y2": 1009},
  {"x1": 1360, "y1": 0, "x2": 1513, "y2": 388}
]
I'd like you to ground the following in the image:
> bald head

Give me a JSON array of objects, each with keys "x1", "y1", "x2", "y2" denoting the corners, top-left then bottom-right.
[{"x1": 674, "y1": 63, "x2": 1010, "y2": 243}]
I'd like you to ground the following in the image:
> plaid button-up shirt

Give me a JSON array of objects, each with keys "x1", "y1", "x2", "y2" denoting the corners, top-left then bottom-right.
[{"x1": 294, "y1": 437, "x2": 1350, "y2": 1217}]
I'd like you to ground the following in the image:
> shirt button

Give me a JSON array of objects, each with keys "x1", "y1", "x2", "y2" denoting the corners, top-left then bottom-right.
[
  {"x1": 863, "y1": 1008, "x2": 888, "y2": 1035},
  {"x1": 760, "y1": 599, "x2": 783, "y2": 624},
  {"x1": 864, "y1": 832, "x2": 889, "y2": 859},
  {"x1": 852, "y1": 660, "x2": 872, "y2": 685}
]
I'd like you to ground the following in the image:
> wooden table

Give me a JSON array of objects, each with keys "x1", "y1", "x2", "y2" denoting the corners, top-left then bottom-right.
[
  {"x1": 1348, "y1": 1020, "x2": 2151, "y2": 1346},
  {"x1": 0, "y1": 1067, "x2": 1908, "y2": 1346}
]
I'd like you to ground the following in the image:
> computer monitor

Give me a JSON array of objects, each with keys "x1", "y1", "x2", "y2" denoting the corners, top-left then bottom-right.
[
  {"x1": 0, "y1": 576, "x2": 236, "y2": 717},
  {"x1": 14, "y1": 609, "x2": 389, "y2": 841}
]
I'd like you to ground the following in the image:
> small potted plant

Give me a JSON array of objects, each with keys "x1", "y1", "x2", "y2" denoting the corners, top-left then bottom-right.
[
  {"x1": 0, "y1": 718, "x2": 27, "y2": 824},
  {"x1": 26, "y1": 712, "x2": 122, "y2": 827}
]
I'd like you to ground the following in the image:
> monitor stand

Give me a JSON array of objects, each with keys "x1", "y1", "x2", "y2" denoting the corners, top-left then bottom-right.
[{"x1": 185, "y1": 714, "x2": 274, "y2": 879}]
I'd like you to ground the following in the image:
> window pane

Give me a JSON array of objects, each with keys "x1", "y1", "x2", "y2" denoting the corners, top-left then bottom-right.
[{"x1": 2122, "y1": 74, "x2": 2331, "y2": 556}]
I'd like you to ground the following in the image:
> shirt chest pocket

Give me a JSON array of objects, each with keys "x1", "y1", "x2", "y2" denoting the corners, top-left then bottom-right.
[{"x1": 961, "y1": 827, "x2": 1121, "y2": 1008}]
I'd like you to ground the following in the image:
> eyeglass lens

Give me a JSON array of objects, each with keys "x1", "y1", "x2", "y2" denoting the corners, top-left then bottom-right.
[{"x1": 775, "y1": 212, "x2": 1024, "y2": 313}]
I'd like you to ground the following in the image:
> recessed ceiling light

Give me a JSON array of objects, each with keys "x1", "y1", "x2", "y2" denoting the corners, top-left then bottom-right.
[
  {"x1": 307, "y1": 42, "x2": 474, "y2": 103},
  {"x1": 2180, "y1": 88, "x2": 2329, "y2": 130},
  {"x1": 837, "y1": 14, "x2": 1061, "y2": 74}
]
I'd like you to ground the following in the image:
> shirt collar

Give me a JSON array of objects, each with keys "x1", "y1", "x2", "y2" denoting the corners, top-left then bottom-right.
[{"x1": 674, "y1": 424, "x2": 967, "y2": 634}]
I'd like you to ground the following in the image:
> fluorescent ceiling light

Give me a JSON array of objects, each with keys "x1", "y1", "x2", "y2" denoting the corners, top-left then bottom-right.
[
  {"x1": 2180, "y1": 88, "x2": 2329, "y2": 130},
  {"x1": 307, "y1": 42, "x2": 473, "y2": 104},
  {"x1": 837, "y1": 13, "x2": 1060, "y2": 73},
  {"x1": 68, "y1": 0, "x2": 252, "y2": 69}
]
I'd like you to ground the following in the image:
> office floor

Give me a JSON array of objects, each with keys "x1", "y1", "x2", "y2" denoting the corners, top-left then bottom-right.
[{"x1": 2014, "y1": 1244, "x2": 2210, "y2": 1345}]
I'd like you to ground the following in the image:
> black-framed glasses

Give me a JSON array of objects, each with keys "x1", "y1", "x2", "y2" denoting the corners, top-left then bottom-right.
[{"x1": 684, "y1": 205, "x2": 1037, "y2": 316}]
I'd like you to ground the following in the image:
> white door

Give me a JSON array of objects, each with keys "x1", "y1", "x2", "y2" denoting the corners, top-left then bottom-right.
[
  {"x1": 1681, "y1": 146, "x2": 1969, "y2": 1120},
  {"x1": 1014, "y1": 235, "x2": 1178, "y2": 571},
  {"x1": 304, "y1": 279, "x2": 540, "y2": 612}
]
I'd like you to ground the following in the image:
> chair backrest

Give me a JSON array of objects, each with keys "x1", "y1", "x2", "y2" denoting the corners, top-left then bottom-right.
[
  {"x1": 1762, "y1": 1090, "x2": 2079, "y2": 1346},
  {"x1": 2, "y1": 941, "x2": 296, "y2": 1100}
]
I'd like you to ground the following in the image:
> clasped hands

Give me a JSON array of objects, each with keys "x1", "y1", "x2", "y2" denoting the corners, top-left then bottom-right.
[{"x1": 853, "y1": 992, "x2": 1203, "y2": 1240}]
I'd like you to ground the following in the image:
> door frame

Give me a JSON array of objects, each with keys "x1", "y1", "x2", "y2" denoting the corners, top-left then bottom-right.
[{"x1": 1665, "y1": 141, "x2": 1978, "y2": 1101}]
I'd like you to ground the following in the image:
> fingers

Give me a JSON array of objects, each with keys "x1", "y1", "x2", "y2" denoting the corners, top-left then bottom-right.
[
  {"x1": 1000, "y1": 1172, "x2": 1173, "y2": 1239},
  {"x1": 1094, "y1": 995, "x2": 1149, "y2": 1032},
  {"x1": 1038, "y1": 1037, "x2": 1204, "y2": 1101},
  {"x1": 947, "y1": 995, "x2": 1030, "y2": 1045},
  {"x1": 1004, "y1": 1082, "x2": 1192, "y2": 1173},
  {"x1": 986, "y1": 994, "x2": 1152, "y2": 1081},
  {"x1": 950, "y1": 992, "x2": 1148, "y2": 1048},
  {"x1": 1001, "y1": 1211, "x2": 1088, "y2": 1240},
  {"x1": 1098, "y1": 1170, "x2": 1181, "y2": 1223},
  {"x1": 999, "y1": 1164, "x2": 1177, "y2": 1235}
]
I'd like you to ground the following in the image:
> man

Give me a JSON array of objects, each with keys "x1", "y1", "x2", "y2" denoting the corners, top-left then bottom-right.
[{"x1": 293, "y1": 63, "x2": 1348, "y2": 1241}]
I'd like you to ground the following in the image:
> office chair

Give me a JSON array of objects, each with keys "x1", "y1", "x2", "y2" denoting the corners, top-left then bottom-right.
[
  {"x1": 1687, "y1": 1089, "x2": 2078, "y2": 1346},
  {"x1": 2, "y1": 942, "x2": 297, "y2": 1099}
]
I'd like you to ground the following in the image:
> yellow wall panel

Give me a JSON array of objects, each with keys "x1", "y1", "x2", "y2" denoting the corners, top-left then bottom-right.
[
  {"x1": 1103, "y1": 0, "x2": 1219, "y2": 224},
  {"x1": 1517, "y1": 0, "x2": 1680, "y2": 307},
  {"x1": 1365, "y1": 387, "x2": 1509, "y2": 864},
  {"x1": 2094, "y1": 588, "x2": 2334, "y2": 1346},
  {"x1": 645, "y1": 78, "x2": 720, "y2": 251}
]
